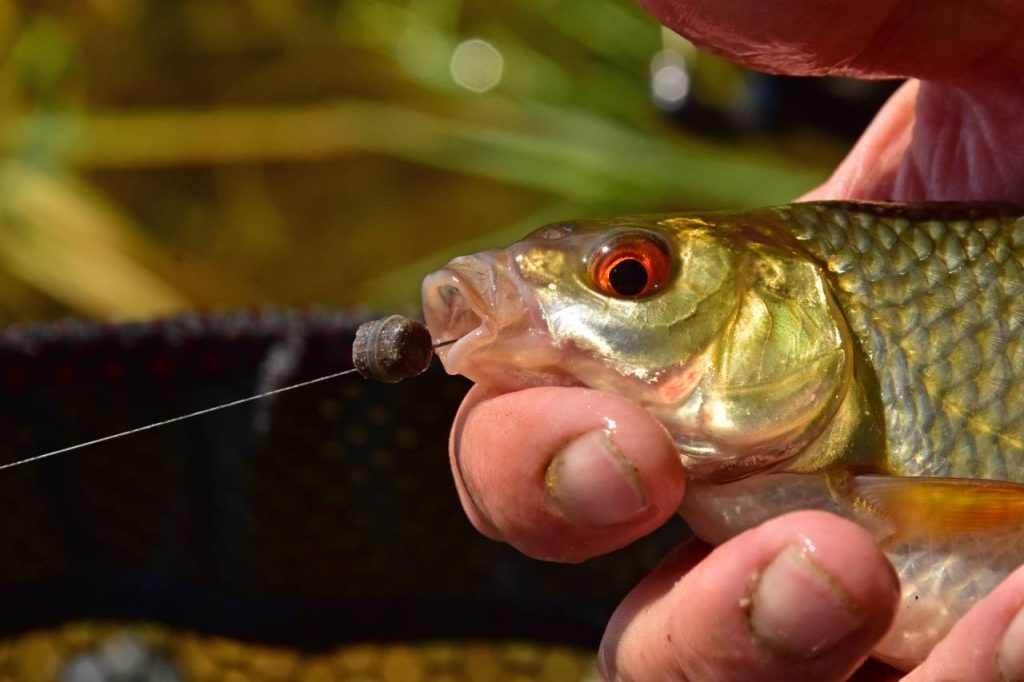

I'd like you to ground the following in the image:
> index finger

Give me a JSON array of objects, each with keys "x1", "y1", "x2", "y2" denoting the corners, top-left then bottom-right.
[{"x1": 638, "y1": 0, "x2": 1024, "y2": 82}]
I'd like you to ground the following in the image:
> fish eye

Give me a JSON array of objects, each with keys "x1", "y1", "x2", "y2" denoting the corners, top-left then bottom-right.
[{"x1": 588, "y1": 232, "x2": 672, "y2": 299}]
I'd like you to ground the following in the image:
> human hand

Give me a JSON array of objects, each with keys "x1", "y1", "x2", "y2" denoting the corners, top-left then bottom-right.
[
  {"x1": 448, "y1": 2, "x2": 1024, "y2": 680},
  {"x1": 639, "y1": 0, "x2": 1024, "y2": 203}
]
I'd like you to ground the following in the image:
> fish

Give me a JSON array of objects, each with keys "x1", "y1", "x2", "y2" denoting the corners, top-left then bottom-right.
[{"x1": 421, "y1": 200, "x2": 1024, "y2": 669}]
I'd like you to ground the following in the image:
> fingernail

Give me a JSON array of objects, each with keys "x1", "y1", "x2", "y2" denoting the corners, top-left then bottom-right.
[
  {"x1": 545, "y1": 429, "x2": 649, "y2": 527},
  {"x1": 998, "y1": 604, "x2": 1024, "y2": 681},
  {"x1": 748, "y1": 545, "x2": 865, "y2": 659}
]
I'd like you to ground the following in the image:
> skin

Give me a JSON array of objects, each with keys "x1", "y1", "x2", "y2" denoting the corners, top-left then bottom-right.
[{"x1": 450, "y1": 2, "x2": 1024, "y2": 679}]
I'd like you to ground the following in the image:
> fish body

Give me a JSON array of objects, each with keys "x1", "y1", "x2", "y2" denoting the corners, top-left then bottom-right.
[{"x1": 422, "y1": 201, "x2": 1024, "y2": 668}]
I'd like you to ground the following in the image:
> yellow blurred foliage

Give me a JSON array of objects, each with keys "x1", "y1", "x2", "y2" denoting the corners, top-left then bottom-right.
[{"x1": 0, "y1": 0, "x2": 835, "y2": 323}]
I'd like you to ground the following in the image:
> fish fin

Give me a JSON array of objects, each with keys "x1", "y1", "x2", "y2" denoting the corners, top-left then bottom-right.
[{"x1": 849, "y1": 475, "x2": 1024, "y2": 538}]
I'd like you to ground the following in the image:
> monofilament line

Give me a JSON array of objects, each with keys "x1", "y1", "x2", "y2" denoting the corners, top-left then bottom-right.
[
  {"x1": 0, "y1": 330, "x2": 459, "y2": 473},
  {"x1": 0, "y1": 367, "x2": 362, "y2": 473}
]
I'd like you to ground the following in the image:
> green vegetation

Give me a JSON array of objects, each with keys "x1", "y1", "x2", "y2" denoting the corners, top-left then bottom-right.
[{"x1": 0, "y1": 0, "x2": 835, "y2": 320}]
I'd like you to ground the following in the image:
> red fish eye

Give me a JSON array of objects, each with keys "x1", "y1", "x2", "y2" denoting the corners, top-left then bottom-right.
[{"x1": 589, "y1": 234, "x2": 672, "y2": 299}]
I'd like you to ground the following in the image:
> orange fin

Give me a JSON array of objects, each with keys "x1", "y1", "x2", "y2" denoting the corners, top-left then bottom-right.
[{"x1": 849, "y1": 475, "x2": 1024, "y2": 538}]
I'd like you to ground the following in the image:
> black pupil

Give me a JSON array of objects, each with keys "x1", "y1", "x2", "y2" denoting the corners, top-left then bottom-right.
[{"x1": 609, "y1": 258, "x2": 648, "y2": 296}]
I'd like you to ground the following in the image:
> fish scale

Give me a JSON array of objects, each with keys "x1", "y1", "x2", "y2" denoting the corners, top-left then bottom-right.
[{"x1": 780, "y1": 203, "x2": 1024, "y2": 480}]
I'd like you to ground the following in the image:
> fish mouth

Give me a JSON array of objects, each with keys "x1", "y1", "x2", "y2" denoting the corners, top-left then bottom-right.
[
  {"x1": 422, "y1": 260, "x2": 495, "y2": 374},
  {"x1": 422, "y1": 257, "x2": 571, "y2": 388}
]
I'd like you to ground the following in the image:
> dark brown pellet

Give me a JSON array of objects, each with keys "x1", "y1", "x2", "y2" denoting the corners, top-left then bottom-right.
[{"x1": 352, "y1": 315, "x2": 434, "y2": 383}]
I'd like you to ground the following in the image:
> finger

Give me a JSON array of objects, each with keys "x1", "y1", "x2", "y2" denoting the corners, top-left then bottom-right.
[
  {"x1": 641, "y1": 0, "x2": 1024, "y2": 202},
  {"x1": 903, "y1": 563, "x2": 1024, "y2": 681},
  {"x1": 801, "y1": 75, "x2": 1024, "y2": 202},
  {"x1": 636, "y1": 0, "x2": 1024, "y2": 82},
  {"x1": 801, "y1": 80, "x2": 917, "y2": 202},
  {"x1": 450, "y1": 385, "x2": 684, "y2": 562},
  {"x1": 600, "y1": 511, "x2": 899, "y2": 682}
]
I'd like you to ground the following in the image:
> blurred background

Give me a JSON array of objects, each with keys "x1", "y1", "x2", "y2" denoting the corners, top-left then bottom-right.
[
  {"x1": 0, "y1": 0, "x2": 896, "y2": 325},
  {"x1": 0, "y1": 1, "x2": 898, "y2": 680}
]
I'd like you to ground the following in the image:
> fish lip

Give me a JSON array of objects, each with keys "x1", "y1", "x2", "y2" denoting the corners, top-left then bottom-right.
[
  {"x1": 422, "y1": 264, "x2": 493, "y2": 374},
  {"x1": 425, "y1": 253, "x2": 599, "y2": 391},
  {"x1": 423, "y1": 259, "x2": 566, "y2": 387}
]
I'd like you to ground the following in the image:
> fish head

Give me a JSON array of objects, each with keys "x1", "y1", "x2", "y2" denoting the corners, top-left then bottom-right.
[{"x1": 422, "y1": 213, "x2": 851, "y2": 480}]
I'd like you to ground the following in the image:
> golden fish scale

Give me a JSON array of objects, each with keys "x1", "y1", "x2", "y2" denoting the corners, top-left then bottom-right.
[{"x1": 776, "y1": 202, "x2": 1024, "y2": 481}]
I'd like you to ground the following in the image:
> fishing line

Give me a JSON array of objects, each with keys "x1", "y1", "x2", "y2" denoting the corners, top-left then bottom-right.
[{"x1": 0, "y1": 327, "x2": 458, "y2": 473}]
